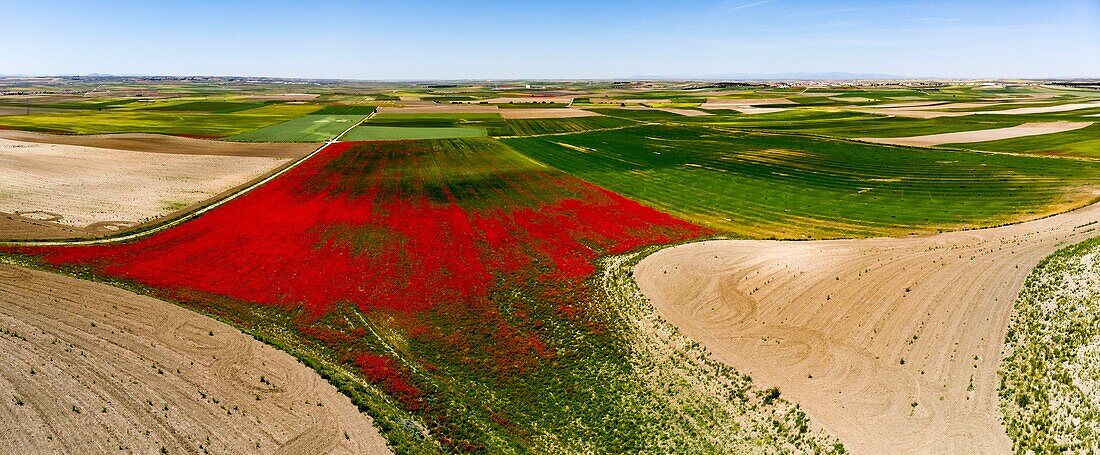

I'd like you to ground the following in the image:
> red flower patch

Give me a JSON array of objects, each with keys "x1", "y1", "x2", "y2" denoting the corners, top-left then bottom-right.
[{"x1": 14, "y1": 139, "x2": 710, "y2": 387}]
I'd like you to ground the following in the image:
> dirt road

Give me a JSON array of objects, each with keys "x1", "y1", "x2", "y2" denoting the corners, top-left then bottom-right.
[
  {"x1": 0, "y1": 264, "x2": 391, "y2": 454},
  {"x1": 635, "y1": 201, "x2": 1100, "y2": 454}
]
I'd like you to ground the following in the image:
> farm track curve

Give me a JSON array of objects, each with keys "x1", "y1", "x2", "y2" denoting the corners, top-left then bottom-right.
[{"x1": 635, "y1": 198, "x2": 1100, "y2": 454}]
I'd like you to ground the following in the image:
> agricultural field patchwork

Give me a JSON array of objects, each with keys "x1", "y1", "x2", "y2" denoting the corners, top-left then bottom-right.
[
  {"x1": 0, "y1": 103, "x2": 320, "y2": 137},
  {"x1": 2, "y1": 78, "x2": 1100, "y2": 454},
  {"x1": 144, "y1": 100, "x2": 271, "y2": 113},
  {"x1": 506, "y1": 124, "x2": 1100, "y2": 238},
  {"x1": 340, "y1": 125, "x2": 487, "y2": 140},
  {"x1": 6, "y1": 138, "x2": 841, "y2": 453},
  {"x1": 226, "y1": 114, "x2": 371, "y2": 142},
  {"x1": 493, "y1": 116, "x2": 637, "y2": 136}
]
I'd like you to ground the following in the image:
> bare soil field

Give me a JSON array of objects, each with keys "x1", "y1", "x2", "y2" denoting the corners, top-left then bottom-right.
[
  {"x1": 866, "y1": 101, "x2": 944, "y2": 108},
  {"x1": 475, "y1": 96, "x2": 574, "y2": 104},
  {"x1": 829, "y1": 97, "x2": 877, "y2": 103},
  {"x1": 635, "y1": 199, "x2": 1100, "y2": 454},
  {"x1": 0, "y1": 138, "x2": 291, "y2": 239},
  {"x1": 986, "y1": 102, "x2": 1100, "y2": 115},
  {"x1": 0, "y1": 263, "x2": 390, "y2": 454},
  {"x1": 0, "y1": 130, "x2": 317, "y2": 158},
  {"x1": 701, "y1": 97, "x2": 796, "y2": 107},
  {"x1": 860, "y1": 121, "x2": 1093, "y2": 147},
  {"x1": 499, "y1": 108, "x2": 602, "y2": 119},
  {"x1": 852, "y1": 107, "x2": 974, "y2": 119},
  {"x1": 656, "y1": 107, "x2": 712, "y2": 117},
  {"x1": 848, "y1": 101, "x2": 1034, "y2": 118},
  {"x1": 700, "y1": 98, "x2": 795, "y2": 114}
]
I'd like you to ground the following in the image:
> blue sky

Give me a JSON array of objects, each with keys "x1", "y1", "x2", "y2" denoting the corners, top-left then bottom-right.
[{"x1": 2, "y1": 0, "x2": 1097, "y2": 79}]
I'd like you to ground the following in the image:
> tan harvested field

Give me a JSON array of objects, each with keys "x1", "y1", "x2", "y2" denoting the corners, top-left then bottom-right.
[
  {"x1": 701, "y1": 97, "x2": 796, "y2": 107},
  {"x1": 866, "y1": 101, "x2": 944, "y2": 108},
  {"x1": 985, "y1": 102, "x2": 1100, "y2": 115},
  {"x1": 829, "y1": 96, "x2": 876, "y2": 103},
  {"x1": 657, "y1": 107, "x2": 713, "y2": 116},
  {"x1": 852, "y1": 107, "x2": 973, "y2": 119},
  {"x1": 499, "y1": 108, "x2": 602, "y2": 119},
  {"x1": 860, "y1": 121, "x2": 1093, "y2": 147},
  {"x1": 733, "y1": 106, "x2": 792, "y2": 114},
  {"x1": 635, "y1": 200, "x2": 1100, "y2": 454},
  {"x1": 476, "y1": 96, "x2": 574, "y2": 104},
  {"x1": 0, "y1": 138, "x2": 291, "y2": 239},
  {"x1": 0, "y1": 130, "x2": 317, "y2": 158},
  {"x1": 700, "y1": 98, "x2": 796, "y2": 114},
  {"x1": 376, "y1": 105, "x2": 501, "y2": 114},
  {"x1": 846, "y1": 101, "x2": 1030, "y2": 119},
  {"x1": 0, "y1": 264, "x2": 391, "y2": 454}
]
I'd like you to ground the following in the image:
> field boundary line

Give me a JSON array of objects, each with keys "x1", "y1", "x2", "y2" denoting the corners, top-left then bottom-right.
[{"x1": 2, "y1": 112, "x2": 374, "y2": 247}]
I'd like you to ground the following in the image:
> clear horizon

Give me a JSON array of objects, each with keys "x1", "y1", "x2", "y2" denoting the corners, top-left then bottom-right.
[{"x1": 2, "y1": 0, "x2": 1098, "y2": 80}]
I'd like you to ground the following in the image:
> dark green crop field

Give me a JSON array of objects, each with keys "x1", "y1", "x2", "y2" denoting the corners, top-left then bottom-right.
[
  {"x1": 493, "y1": 116, "x2": 636, "y2": 136},
  {"x1": 310, "y1": 104, "x2": 379, "y2": 115},
  {"x1": 505, "y1": 124, "x2": 1100, "y2": 238}
]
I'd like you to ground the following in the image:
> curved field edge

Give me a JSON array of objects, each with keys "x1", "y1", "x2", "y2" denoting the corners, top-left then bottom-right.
[
  {"x1": 0, "y1": 254, "x2": 432, "y2": 454},
  {"x1": 0, "y1": 243, "x2": 847, "y2": 455},
  {"x1": 999, "y1": 233, "x2": 1100, "y2": 453},
  {"x1": 1, "y1": 140, "x2": 330, "y2": 245},
  {"x1": 1, "y1": 136, "x2": 843, "y2": 454},
  {"x1": 595, "y1": 245, "x2": 845, "y2": 453}
]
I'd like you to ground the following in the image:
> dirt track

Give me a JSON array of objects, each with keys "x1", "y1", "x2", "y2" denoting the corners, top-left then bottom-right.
[
  {"x1": 0, "y1": 264, "x2": 391, "y2": 454},
  {"x1": 635, "y1": 200, "x2": 1100, "y2": 454}
]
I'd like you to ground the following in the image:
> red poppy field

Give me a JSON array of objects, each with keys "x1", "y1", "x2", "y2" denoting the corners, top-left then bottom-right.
[{"x1": 11, "y1": 138, "x2": 717, "y2": 451}]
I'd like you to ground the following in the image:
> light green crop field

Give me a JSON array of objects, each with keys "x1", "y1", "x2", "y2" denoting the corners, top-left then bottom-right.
[
  {"x1": 226, "y1": 114, "x2": 371, "y2": 142},
  {"x1": 0, "y1": 103, "x2": 320, "y2": 137},
  {"x1": 340, "y1": 125, "x2": 487, "y2": 140},
  {"x1": 504, "y1": 124, "x2": 1100, "y2": 238}
]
